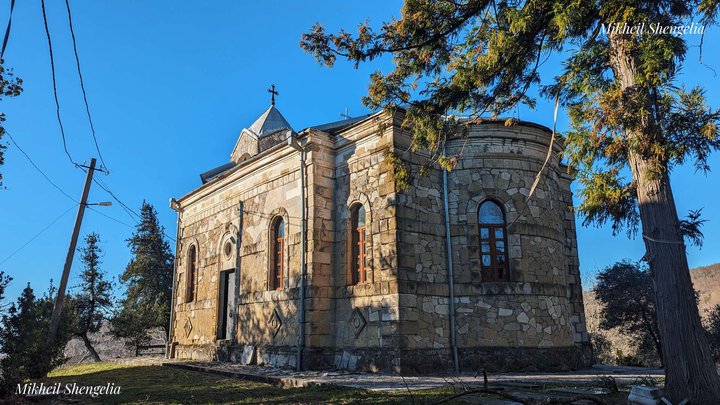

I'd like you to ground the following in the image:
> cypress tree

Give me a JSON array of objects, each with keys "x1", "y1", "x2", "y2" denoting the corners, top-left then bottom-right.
[{"x1": 112, "y1": 202, "x2": 174, "y2": 346}]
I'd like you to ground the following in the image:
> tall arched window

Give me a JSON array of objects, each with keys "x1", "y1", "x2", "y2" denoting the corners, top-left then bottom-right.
[
  {"x1": 350, "y1": 205, "x2": 367, "y2": 284},
  {"x1": 271, "y1": 217, "x2": 285, "y2": 290},
  {"x1": 185, "y1": 245, "x2": 197, "y2": 303},
  {"x1": 478, "y1": 200, "x2": 509, "y2": 281}
]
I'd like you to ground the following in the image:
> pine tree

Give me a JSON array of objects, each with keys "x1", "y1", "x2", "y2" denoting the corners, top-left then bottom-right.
[
  {"x1": 0, "y1": 283, "x2": 73, "y2": 394},
  {"x1": 112, "y1": 202, "x2": 174, "y2": 346},
  {"x1": 302, "y1": 1, "x2": 720, "y2": 401},
  {"x1": 0, "y1": 271, "x2": 11, "y2": 310},
  {"x1": 72, "y1": 233, "x2": 113, "y2": 362}
]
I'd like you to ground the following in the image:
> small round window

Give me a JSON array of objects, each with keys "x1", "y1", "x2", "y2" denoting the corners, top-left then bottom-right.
[{"x1": 223, "y1": 241, "x2": 233, "y2": 258}]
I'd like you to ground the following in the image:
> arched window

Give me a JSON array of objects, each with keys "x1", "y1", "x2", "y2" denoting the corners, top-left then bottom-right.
[
  {"x1": 478, "y1": 200, "x2": 509, "y2": 281},
  {"x1": 185, "y1": 245, "x2": 197, "y2": 302},
  {"x1": 271, "y1": 217, "x2": 285, "y2": 290},
  {"x1": 350, "y1": 205, "x2": 367, "y2": 284}
]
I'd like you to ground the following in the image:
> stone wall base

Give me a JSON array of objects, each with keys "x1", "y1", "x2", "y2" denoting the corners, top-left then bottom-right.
[
  {"x1": 173, "y1": 343, "x2": 217, "y2": 361},
  {"x1": 332, "y1": 344, "x2": 593, "y2": 374},
  {"x1": 454, "y1": 344, "x2": 593, "y2": 373},
  {"x1": 172, "y1": 342, "x2": 593, "y2": 375}
]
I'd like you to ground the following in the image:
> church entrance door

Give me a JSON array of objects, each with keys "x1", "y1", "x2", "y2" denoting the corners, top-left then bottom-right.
[{"x1": 217, "y1": 269, "x2": 235, "y2": 340}]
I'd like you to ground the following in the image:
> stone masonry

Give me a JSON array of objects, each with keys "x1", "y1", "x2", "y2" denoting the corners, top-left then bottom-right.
[{"x1": 168, "y1": 105, "x2": 592, "y2": 373}]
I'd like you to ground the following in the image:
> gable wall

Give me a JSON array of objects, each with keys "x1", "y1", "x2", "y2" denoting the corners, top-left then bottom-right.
[{"x1": 172, "y1": 146, "x2": 305, "y2": 366}]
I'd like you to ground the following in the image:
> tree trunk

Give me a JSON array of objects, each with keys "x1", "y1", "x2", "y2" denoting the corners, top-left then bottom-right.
[
  {"x1": 80, "y1": 333, "x2": 101, "y2": 362},
  {"x1": 609, "y1": 33, "x2": 720, "y2": 403}
]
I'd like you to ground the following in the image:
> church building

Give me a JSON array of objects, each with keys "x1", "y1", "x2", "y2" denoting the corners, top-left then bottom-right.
[{"x1": 167, "y1": 95, "x2": 592, "y2": 373}]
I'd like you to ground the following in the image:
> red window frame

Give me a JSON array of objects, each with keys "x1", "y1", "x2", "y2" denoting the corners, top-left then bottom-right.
[
  {"x1": 272, "y1": 218, "x2": 285, "y2": 290},
  {"x1": 479, "y1": 201, "x2": 509, "y2": 281},
  {"x1": 350, "y1": 206, "x2": 367, "y2": 285}
]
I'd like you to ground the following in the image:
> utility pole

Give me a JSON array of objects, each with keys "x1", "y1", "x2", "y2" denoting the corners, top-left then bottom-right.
[{"x1": 45, "y1": 158, "x2": 97, "y2": 366}]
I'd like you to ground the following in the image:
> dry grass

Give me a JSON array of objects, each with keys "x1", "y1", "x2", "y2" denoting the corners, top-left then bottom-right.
[{"x1": 41, "y1": 362, "x2": 460, "y2": 404}]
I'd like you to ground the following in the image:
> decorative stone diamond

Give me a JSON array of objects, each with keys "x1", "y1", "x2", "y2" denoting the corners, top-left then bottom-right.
[
  {"x1": 349, "y1": 308, "x2": 366, "y2": 338},
  {"x1": 184, "y1": 318, "x2": 193, "y2": 338},
  {"x1": 268, "y1": 308, "x2": 283, "y2": 338}
]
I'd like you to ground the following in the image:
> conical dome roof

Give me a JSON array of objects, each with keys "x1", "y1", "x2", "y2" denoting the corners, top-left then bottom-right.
[{"x1": 248, "y1": 105, "x2": 293, "y2": 137}]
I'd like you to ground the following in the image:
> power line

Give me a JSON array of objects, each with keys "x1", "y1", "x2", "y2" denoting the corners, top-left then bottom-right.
[
  {"x1": 88, "y1": 173, "x2": 177, "y2": 242},
  {"x1": 63, "y1": 0, "x2": 109, "y2": 174},
  {"x1": 90, "y1": 175, "x2": 142, "y2": 222},
  {"x1": 7, "y1": 134, "x2": 148, "y2": 240},
  {"x1": 6, "y1": 136, "x2": 173, "y2": 252},
  {"x1": 86, "y1": 205, "x2": 134, "y2": 229},
  {"x1": 0, "y1": 204, "x2": 78, "y2": 267},
  {"x1": 5, "y1": 131, "x2": 78, "y2": 203},
  {"x1": 41, "y1": 0, "x2": 79, "y2": 168},
  {"x1": 1, "y1": 0, "x2": 15, "y2": 59}
]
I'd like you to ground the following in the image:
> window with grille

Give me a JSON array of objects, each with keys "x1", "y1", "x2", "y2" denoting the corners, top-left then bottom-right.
[{"x1": 478, "y1": 200, "x2": 509, "y2": 281}]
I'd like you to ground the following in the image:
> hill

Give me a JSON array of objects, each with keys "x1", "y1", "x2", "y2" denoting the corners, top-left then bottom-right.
[
  {"x1": 690, "y1": 263, "x2": 720, "y2": 317},
  {"x1": 584, "y1": 262, "x2": 720, "y2": 366}
]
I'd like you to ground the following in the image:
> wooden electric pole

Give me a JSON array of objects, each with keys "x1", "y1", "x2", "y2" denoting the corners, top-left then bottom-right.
[{"x1": 45, "y1": 158, "x2": 97, "y2": 367}]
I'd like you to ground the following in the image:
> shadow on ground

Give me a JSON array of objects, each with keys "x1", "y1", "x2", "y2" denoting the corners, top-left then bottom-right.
[{"x1": 34, "y1": 363, "x2": 457, "y2": 404}]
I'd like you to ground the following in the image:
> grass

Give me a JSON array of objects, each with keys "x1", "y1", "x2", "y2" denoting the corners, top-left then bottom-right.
[
  {"x1": 39, "y1": 362, "x2": 461, "y2": 404},
  {"x1": 32, "y1": 362, "x2": 640, "y2": 404}
]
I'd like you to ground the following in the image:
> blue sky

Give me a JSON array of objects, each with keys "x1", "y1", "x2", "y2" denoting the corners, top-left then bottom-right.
[{"x1": 0, "y1": 1, "x2": 718, "y2": 302}]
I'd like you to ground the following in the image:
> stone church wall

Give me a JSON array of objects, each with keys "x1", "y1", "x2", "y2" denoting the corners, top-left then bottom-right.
[
  {"x1": 392, "y1": 118, "x2": 592, "y2": 372},
  {"x1": 171, "y1": 146, "x2": 306, "y2": 367},
  {"x1": 321, "y1": 114, "x2": 404, "y2": 371},
  {"x1": 169, "y1": 109, "x2": 591, "y2": 373}
]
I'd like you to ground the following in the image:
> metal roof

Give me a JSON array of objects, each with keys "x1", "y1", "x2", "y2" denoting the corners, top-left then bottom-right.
[
  {"x1": 248, "y1": 105, "x2": 293, "y2": 137},
  {"x1": 309, "y1": 114, "x2": 373, "y2": 134},
  {"x1": 199, "y1": 161, "x2": 235, "y2": 184}
]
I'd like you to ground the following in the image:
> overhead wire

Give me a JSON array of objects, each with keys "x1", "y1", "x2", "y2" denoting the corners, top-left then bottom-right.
[
  {"x1": 86, "y1": 206, "x2": 135, "y2": 229},
  {"x1": 0, "y1": 204, "x2": 78, "y2": 267},
  {"x1": 5, "y1": 131, "x2": 78, "y2": 203},
  {"x1": 1, "y1": 0, "x2": 15, "y2": 59},
  {"x1": 6, "y1": 133, "x2": 155, "y2": 248},
  {"x1": 89, "y1": 174, "x2": 142, "y2": 222},
  {"x1": 63, "y1": 0, "x2": 109, "y2": 174},
  {"x1": 8, "y1": 132, "x2": 162, "y2": 239},
  {"x1": 41, "y1": 0, "x2": 79, "y2": 168},
  {"x1": 88, "y1": 173, "x2": 177, "y2": 242}
]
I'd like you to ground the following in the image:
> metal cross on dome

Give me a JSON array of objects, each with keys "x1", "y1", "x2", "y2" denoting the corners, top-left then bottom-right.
[{"x1": 268, "y1": 84, "x2": 279, "y2": 105}]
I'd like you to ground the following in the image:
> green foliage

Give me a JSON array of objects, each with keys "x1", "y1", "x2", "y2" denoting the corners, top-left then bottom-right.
[
  {"x1": 112, "y1": 202, "x2": 174, "y2": 345},
  {"x1": 383, "y1": 149, "x2": 411, "y2": 191},
  {"x1": 593, "y1": 261, "x2": 662, "y2": 367},
  {"x1": 0, "y1": 283, "x2": 73, "y2": 395},
  {"x1": 0, "y1": 61, "x2": 23, "y2": 188},
  {"x1": 300, "y1": 0, "x2": 720, "y2": 235},
  {"x1": 73, "y1": 233, "x2": 114, "y2": 336}
]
